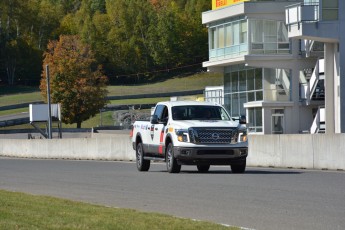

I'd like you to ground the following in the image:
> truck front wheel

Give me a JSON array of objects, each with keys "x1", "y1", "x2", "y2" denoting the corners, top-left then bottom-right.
[
  {"x1": 230, "y1": 160, "x2": 246, "y2": 174},
  {"x1": 166, "y1": 142, "x2": 181, "y2": 173},
  {"x1": 136, "y1": 142, "x2": 150, "y2": 171}
]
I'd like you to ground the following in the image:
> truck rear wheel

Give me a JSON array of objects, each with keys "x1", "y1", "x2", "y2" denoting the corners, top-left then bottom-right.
[
  {"x1": 166, "y1": 142, "x2": 181, "y2": 173},
  {"x1": 136, "y1": 142, "x2": 150, "y2": 171},
  {"x1": 230, "y1": 160, "x2": 246, "y2": 174}
]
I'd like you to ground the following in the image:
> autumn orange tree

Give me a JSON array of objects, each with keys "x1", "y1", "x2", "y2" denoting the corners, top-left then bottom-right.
[{"x1": 40, "y1": 35, "x2": 108, "y2": 128}]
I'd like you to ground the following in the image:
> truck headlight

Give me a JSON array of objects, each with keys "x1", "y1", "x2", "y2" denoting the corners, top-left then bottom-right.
[
  {"x1": 175, "y1": 129, "x2": 189, "y2": 142},
  {"x1": 231, "y1": 129, "x2": 247, "y2": 143},
  {"x1": 238, "y1": 130, "x2": 247, "y2": 142}
]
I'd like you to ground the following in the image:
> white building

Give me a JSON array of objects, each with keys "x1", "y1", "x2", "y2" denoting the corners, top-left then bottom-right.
[
  {"x1": 286, "y1": 0, "x2": 345, "y2": 134},
  {"x1": 202, "y1": 0, "x2": 343, "y2": 134}
]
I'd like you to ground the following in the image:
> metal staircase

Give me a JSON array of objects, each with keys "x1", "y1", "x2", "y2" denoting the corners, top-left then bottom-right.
[
  {"x1": 310, "y1": 107, "x2": 325, "y2": 134},
  {"x1": 300, "y1": 58, "x2": 325, "y2": 105}
]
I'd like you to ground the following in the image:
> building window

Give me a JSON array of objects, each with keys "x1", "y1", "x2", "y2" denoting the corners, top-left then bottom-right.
[
  {"x1": 322, "y1": 0, "x2": 338, "y2": 21},
  {"x1": 249, "y1": 19, "x2": 290, "y2": 54},
  {"x1": 208, "y1": 17, "x2": 248, "y2": 60},
  {"x1": 224, "y1": 65, "x2": 263, "y2": 119},
  {"x1": 210, "y1": 28, "x2": 217, "y2": 49},
  {"x1": 248, "y1": 107, "x2": 263, "y2": 133},
  {"x1": 224, "y1": 65, "x2": 291, "y2": 134},
  {"x1": 218, "y1": 26, "x2": 225, "y2": 48},
  {"x1": 225, "y1": 24, "x2": 233, "y2": 46},
  {"x1": 271, "y1": 109, "x2": 285, "y2": 134},
  {"x1": 263, "y1": 68, "x2": 291, "y2": 101}
]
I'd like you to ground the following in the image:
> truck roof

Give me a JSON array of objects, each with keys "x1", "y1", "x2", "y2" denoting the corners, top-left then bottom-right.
[{"x1": 157, "y1": 100, "x2": 220, "y2": 107}]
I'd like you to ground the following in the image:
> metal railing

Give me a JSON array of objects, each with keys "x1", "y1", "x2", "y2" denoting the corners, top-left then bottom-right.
[{"x1": 286, "y1": 3, "x2": 319, "y2": 27}]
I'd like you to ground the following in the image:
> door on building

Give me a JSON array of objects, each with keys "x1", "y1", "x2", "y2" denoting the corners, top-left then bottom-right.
[{"x1": 271, "y1": 109, "x2": 284, "y2": 134}]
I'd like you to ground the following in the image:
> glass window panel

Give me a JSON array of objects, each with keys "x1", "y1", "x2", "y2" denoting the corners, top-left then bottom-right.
[
  {"x1": 278, "y1": 43, "x2": 290, "y2": 49},
  {"x1": 233, "y1": 22, "x2": 240, "y2": 45},
  {"x1": 255, "y1": 69, "x2": 263, "y2": 90},
  {"x1": 248, "y1": 108, "x2": 254, "y2": 125},
  {"x1": 272, "y1": 115, "x2": 284, "y2": 134},
  {"x1": 211, "y1": 28, "x2": 216, "y2": 49},
  {"x1": 218, "y1": 26, "x2": 225, "y2": 48},
  {"x1": 256, "y1": 107, "x2": 262, "y2": 126},
  {"x1": 247, "y1": 69, "x2": 255, "y2": 91},
  {"x1": 239, "y1": 71, "x2": 246, "y2": 92},
  {"x1": 264, "y1": 68, "x2": 276, "y2": 86},
  {"x1": 278, "y1": 22, "x2": 289, "y2": 42},
  {"x1": 305, "y1": 0, "x2": 319, "y2": 4},
  {"x1": 266, "y1": 37, "x2": 278, "y2": 44},
  {"x1": 264, "y1": 20, "x2": 277, "y2": 36},
  {"x1": 224, "y1": 94, "x2": 232, "y2": 115},
  {"x1": 251, "y1": 20, "x2": 263, "y2": 43},
  {"x1": 231, "y1": 72, "x2": 238, "y2": 92},
  {"x1": 322, "y1": 10, "x2": 338, "y2": 20},
  {"x1": 248, "y1": 107, "x2": 263, "y2": 133},
  {"x1": 224, "y1": 73, "x2": 231, "y2": 94},
  {"x1": 240, "y1": 20, "x2": 247, "y2": 44},
  {"x1": 239, "y1": 93, "x2": 247, "y2": 115},
  {"x1": 256, "y1": 91, "x2": 263, "y2": 100},
  {"x1": 232, "y1": 93, "x2": 239, "y2": 117},
  {"x1": 248, "y1": 92, "x2": 255, "y2": 102},
  {"x1": 225, "y1": 24, "x2": 233, "y2": 47},
  {"x1": 322, "y1": 0, "x2": 338, "y2": 8}
]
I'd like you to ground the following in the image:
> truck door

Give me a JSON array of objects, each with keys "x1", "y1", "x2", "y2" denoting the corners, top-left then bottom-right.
[{"x1": 151, "y1": 105, "x2": 168, "y2": 156}]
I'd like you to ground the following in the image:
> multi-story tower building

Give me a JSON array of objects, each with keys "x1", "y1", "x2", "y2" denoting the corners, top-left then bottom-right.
[
  {"x1": 286, "y1": 0, "x2": 345, "y2": 134},
  {"x1": 202, "y1": 0, "x2": 333, "y2": 134}
]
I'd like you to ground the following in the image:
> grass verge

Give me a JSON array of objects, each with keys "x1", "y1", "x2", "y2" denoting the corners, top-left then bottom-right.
[
  {"x1": 0, "y1": 190, "x2": 237, "y2": 230},
  {"x1": 0, "y1": 72, "x2": 222, "y2": 107},
  {"x1": 107, "y1": 72, "x2": 222, "y2": 96}
]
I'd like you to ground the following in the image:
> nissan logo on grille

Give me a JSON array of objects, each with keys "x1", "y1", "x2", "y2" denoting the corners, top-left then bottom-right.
[{"x1": 212, "y1": 133, "x2": 220, "y2": 140}]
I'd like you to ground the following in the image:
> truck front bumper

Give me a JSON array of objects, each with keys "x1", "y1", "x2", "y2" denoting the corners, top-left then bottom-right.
[{"x1": 173, "y1": 145, "x2": 247, "y2": 165}]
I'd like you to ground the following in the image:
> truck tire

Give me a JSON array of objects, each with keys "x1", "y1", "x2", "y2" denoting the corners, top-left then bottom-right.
[
  {"x1": 136, "y1": 142, "x2": 150, "y2": 171},
  {"x1": 166, "y1": 142, "x2": 181, "y2": 173},
  {"x1": 197, "y1": 165, "x2": 210, "y2": 173},
  {"x1": 231, "y1": 160, "x2": 246, "y2": 174}
]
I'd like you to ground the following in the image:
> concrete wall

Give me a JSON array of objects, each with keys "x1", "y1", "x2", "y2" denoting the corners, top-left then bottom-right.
[
  {"x1": 247, "y1": 134, "x2": 345, "y2": 170},
  {"x1": 0, "y1": 133, "x2": 344, "y2": 171},
  {"x1": 0, "y1": 134, "x2": 135, "y2": 161}
]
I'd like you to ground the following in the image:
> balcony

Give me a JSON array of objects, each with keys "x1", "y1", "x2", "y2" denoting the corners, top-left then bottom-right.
[
  {"x1": 285, "y1": 3, "x2": 338, "y2": 42},
  {"x1": 286, "y1": 3, "x2": 319, "y2": 26}
]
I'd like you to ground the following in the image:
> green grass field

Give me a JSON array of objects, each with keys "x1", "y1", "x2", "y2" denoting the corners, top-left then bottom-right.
[
  {"x1": 0, "y1": 190, "x2": 237, "y2": 230},
  {"x1": 0, "y1": 72, "x2": 222, "y2": 128}
]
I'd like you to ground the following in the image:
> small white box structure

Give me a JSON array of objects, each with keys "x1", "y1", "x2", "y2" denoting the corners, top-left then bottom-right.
[
  {"x1": 205, "y1": 86, "x2": 224, "y2": 105},
  {"x1": 29, "y1": 104, "x2": 61, "y2": 122}
]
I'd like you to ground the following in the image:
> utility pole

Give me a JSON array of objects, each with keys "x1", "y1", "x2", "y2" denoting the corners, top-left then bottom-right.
[{"x1": 46, "y1": 65, "x2": 52, "y2": 139}]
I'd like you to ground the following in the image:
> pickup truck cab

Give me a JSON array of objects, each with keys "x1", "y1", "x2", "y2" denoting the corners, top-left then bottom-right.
[{"x1": 130, "y1": 101, "x2": 248, "y2": 173}]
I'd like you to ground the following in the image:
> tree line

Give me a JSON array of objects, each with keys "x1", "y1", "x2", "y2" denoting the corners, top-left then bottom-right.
[{"x1": 0, "y1": 0, "x2": 211, "y2": 86}]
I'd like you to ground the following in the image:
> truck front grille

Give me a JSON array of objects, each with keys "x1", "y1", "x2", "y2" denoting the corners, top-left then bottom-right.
[{"x1": 189, "y1": 127, "x2": 237, "y2": 144}]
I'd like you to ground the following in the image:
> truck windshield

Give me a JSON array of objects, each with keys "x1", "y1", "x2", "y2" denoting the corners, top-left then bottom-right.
[{"x1": 172, "y1": 105, "x2": 232, "y2": 121}]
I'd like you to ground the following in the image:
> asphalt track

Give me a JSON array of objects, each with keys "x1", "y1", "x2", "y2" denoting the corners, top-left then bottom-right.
[{"x1": 0, "y1": 158, "x2": 344, "y2": 230}]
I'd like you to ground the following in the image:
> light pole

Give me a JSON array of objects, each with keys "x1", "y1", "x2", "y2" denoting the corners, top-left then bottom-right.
[{"x1": 46, "y1": 65, "x2": 52, "y2": 139}]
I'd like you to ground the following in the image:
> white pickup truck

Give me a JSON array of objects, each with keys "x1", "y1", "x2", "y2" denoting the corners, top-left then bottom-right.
[{"x1": 130, "y1": 101, "x2": 248, "y2": 173}]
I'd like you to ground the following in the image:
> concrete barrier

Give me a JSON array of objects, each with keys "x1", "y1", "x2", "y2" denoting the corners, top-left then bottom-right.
[
  {"x1": 0, "y1": 133, "x2": 344, "y2": 170},
  {"x1": 0, "y1": 135, "x2": 135, "y2": 161},
  {"x1": 247, "y1": 134, "x2": 345, "y2": 170}
]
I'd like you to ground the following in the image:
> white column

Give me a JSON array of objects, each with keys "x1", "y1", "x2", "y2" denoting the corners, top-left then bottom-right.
[
  {"x1": 324, "y1": 43, "x2": 335, "y2": 134},
  {"x1": 339, "y1": 0, "x2": 345, "y2": 133},
  {"x1": 291, "y1": 68, "x2": 300, "y2": 134}
]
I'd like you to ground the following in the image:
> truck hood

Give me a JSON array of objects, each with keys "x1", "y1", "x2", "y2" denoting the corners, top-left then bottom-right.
[{"x1": 171, "y1": 120, "x2": 239, "y2": 129}]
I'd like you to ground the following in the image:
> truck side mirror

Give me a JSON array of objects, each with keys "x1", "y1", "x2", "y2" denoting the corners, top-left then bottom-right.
[
  {"x1": 239, "y1": 115, "x2": 246, "y2": 124},
  {"x1": 150, "y1": 115, "x2": 159, "y2": 124}
]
